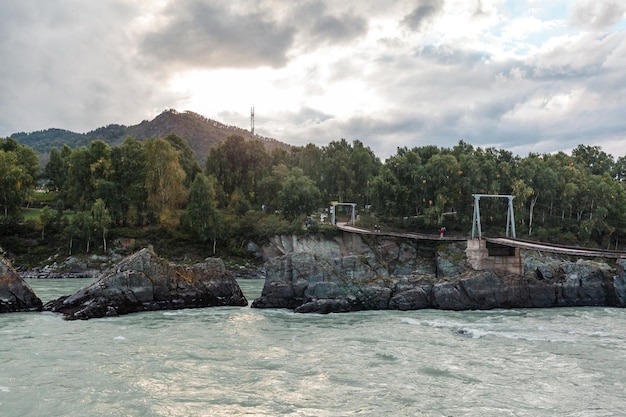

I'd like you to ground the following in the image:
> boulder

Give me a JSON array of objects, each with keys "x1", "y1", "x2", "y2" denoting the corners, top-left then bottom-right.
[
  {"x1": 0, "y1": 256, "x2": 43, "y2": 313},
  {"x1": 44, "y1": 248, "x2": 247, "y2": 320},
  {"x1": 252, "y1": 252, "x2": 408, "y2": 313}
]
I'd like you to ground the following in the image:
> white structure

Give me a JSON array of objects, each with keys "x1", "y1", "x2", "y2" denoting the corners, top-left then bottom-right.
[
  {"x1": 471, "y1": 194, "x2": 516, "y2": 240},
  {"x1": 330, "y1": 202, "x2": 356, "y2": 226}
]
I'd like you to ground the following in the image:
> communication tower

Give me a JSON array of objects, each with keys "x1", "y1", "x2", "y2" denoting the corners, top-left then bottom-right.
[{"x1": 250, "y1": 106, "x2": 255, "y2": 136}]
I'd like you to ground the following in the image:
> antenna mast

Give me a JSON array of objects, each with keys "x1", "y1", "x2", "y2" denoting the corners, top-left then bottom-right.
[{"x1": 250, "y1": 106, "x2": 255, "y2": 136}]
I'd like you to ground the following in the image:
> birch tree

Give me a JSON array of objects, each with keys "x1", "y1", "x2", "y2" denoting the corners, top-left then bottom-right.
[
  {"x1": 92, "y1": 198, "x2": 112, "y2": 252},
  {"x1": 144, "y1": 138, "x2": 188, "y2": 223}
]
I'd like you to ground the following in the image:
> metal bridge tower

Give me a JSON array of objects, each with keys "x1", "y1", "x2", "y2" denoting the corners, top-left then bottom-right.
[{"x1": 471, "y1": 194, "x2": 516, "y2": 240}]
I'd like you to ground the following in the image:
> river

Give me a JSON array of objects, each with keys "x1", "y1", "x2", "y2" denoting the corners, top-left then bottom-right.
[{"x1": 1, "y1": 278, "x2": 624, "y2": 416}]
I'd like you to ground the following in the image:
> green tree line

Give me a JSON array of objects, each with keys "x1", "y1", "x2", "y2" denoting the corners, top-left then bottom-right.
[{"x1": 3, "y1": 134, "x2": 626, "y2": 254}]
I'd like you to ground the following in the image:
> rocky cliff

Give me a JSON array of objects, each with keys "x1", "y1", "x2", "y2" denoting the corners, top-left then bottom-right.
[
  {"x1": 0, "y1": 254, "x2": 43, "y2": 313},
  {"x1": 251, "y1": 233, "x2": 626, "y2": 313},
  {"x1": 44, "y1": 248, "x2": 247, "y2": 320}
]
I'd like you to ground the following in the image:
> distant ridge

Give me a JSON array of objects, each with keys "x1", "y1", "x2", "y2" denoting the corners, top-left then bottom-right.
[{"x1": 10, "y1": 109, "x2": 291, "y2": 163}]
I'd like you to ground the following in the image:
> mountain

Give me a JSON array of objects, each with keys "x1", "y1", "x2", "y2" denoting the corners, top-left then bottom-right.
[
  {"x1": 10, "y1": 109, "x2": 291, "y2": 164},
  {"x1": 11, "y1": 128, "x2": 95, "y2": 155}
]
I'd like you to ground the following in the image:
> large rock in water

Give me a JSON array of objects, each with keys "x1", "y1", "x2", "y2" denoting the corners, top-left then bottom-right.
[
  {"x1": 252, "y1": 252, "x2": 626, "y2": 313},
  {"x1": 0, "y1": 255, "x2": 43, "y2": 313},
  {"x1": 44, "y1": 248, "x2": 247, "y2": 320}
]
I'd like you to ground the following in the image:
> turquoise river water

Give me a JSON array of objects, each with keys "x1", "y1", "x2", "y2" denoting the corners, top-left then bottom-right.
[{"x1": 1, "y1": 278, "x2": 625, "y2": 416}]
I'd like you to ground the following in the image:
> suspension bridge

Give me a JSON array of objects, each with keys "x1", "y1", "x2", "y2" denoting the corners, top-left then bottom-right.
[{"x1": 333, "y1": 193, "x2": 626, "y2": 260}]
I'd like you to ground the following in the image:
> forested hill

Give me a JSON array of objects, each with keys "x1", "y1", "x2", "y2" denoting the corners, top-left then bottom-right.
[
  {"x1": 11, "y1": 128, "x2": 101, "y2": 155},
  {"x1": 10, "y1": 109, "x2": 291, "y2": 163}
]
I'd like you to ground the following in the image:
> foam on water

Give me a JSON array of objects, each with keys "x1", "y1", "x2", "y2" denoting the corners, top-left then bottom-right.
[{"x1": 401, "y1": 309, "x2": 625, "y2": 344}]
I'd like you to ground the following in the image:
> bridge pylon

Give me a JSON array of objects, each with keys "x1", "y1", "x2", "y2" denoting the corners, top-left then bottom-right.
[{"x1": 472, "y1": 194, "x2": 516, "y2": 239}]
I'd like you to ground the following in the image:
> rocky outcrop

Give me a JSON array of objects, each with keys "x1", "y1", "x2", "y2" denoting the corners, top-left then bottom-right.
[
  {"x1": 253, "y1": 233, "x2": 372, "y2": 260},
  {"x1": 252, "y1": 237, "x2": 626, "y2": 313},
  {"x1": 0, "y1": 256, "x2": 43, "y2": 313},
  {"x1": 18, "y1": 253, "x2": 118, "y2": 279},
  {"x1": 44, "y1": 248, "x2": 247, "y2": 320},
  {"x1": 18, "y1": 267, "x2": 99, "y2": 280}
]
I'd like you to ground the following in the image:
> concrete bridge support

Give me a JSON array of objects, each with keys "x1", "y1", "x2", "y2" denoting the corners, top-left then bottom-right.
[{"x1": 466, "y1": 239, "x2": 523, "y2": 276}]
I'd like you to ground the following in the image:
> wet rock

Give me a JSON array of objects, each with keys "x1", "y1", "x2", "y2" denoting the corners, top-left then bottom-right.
[
  {"x1": 295, "y1": 298, "x2": 356, "y2": 313},
  {"x1": 252, "y1": 249, "x2": 626, "y2": 313},
  {"x1": 252, "y1": 252, "x2": 401, "y2": 313},
  {"x1": 0, "y1": 256, "x2": 43, "y2": 313},
  {"x1": 252, "y1": 232, "x2": 377, "y2": 261},
  {"x1": 18, "y1": 267, "x2": 99, "y2": 280},
  {"x1": 43, "y1": 248, "x2": 247, "y2": 320},
  {"x1": 388, "y1": 277, "x2": 433, "y2": 310}
]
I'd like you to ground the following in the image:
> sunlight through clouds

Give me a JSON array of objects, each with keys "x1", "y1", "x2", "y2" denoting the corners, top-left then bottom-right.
[{"x1": 1, "y1": 0, "x2": 625, "y2": 160}]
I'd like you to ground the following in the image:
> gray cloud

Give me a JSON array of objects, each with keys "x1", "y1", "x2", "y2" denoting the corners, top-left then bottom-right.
[
  {"x1": 139, "y1": 0, "x2": 295, "y2": 70},
  {"x1": 287, "y1": 107, "x2": 334, "y2": 125},
  {"x1": 530, "y1": 32, "x2": 623, "y2": 80},
  {"x1": 0, "y1": 1, "x2": 178, "y2": 135},
  {"x1": 259, "y1": 25, "x2": 626, "y2": 160},
  {"x1": 293, "y1": 1, "x2": 368, "y2": 47},
  {"x1": 401, "y1": 0, "x2": 445, "y2": 32},
  {"x1": 139, "y1": 0, "x2": 368, "y2": 71},
  {"x1": 570, "y1": 0, "x2": 626, "y2": 30}
]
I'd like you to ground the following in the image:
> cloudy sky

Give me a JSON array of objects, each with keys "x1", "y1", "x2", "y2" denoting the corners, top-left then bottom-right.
[{"x1": 1, "y1": 0, "x2": 625, "y2": 160}]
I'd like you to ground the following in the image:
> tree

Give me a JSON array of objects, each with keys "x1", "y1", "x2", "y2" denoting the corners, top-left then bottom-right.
[
  {"x1": 72, "y1": 211, "x2": 94, "y2": 253},
  {"x1": 184, "y1": 174, "x2": 223, "y2": 254},
  {"x1": 299, "y1": 143, "x2": 323, "y2": 187},
  {"x1": 370, "y1": 166, "x2": 402, "y2": 219},
  {"x1": 516, "y1": 154, "x2": 557, "y2": 236},
  {"x1": 144, "y1": 138, "x2": 188, "y2": 223},
  {"x1": 572, "y1": 144, "x2": 614, "y2": 176},
  {"x1": 39, "y1": 206, "x2": 56, "y2": 240},
  {"x1": 256, "y1": 163, "x2": 289, "y2": 211},
  {"x1": 613, "y1": 155, "x2": 626, "y2": 182},
  {"x1": 511, "y1": 178, "x2": 533, "y2": 231},
  {"x1": 3, "y1": 138, "x2": 39, "y2": 185},
  {"x1": 602, "y1": 176, "x2": 626, "y2": 248},
  {"x1": 387, "y1": 147, "x2": 424, "y2": 217},
  {"x1": 349, "y1": 140, "x2": 381, "y2": 206},
  {"x1": 110, "y1": 138, "x2": 147, "y2": 225},
  {"x1": 43, "y1": 147, "x2": 67, "y2": 192},
  {"x1": 63, "y1": 217, "x2": 79, "y2": 255},
  {"x1": 320, "y1": 139, "x2": 354, "y2": 202},
  {"x1": 92, "y1": 199, "x2": 112, "y2": 252},
  {"x1": 43, "y1": 144, "x2": 72, "y2": 205},
  {"x1": 64, "y1": 146, "x2": 93, "y2": 211},
  {"x1": 270, "y1": 146, "x2": 298, "y2": 168},
  {"x1": 227, "y1": 188, "x2": 251, "y2": 219},
  {"x1": 278, "y1": 168, "x2": 321, "y2": 221},
  {"x1": 205, "y1": 135, "x2": 271, "y2": 204},
  {"x1": 0, "y1": 150, "x2": 22, "y2": 218},
  {"x1": 422, "y1": 154, "x2": 461, "y2": 226},
  {"x1": 164, "y1": 134, "x2": 201, "y2": 187},
  {"x1": 453, "y1": 143, "x2": 482, "y2": 228},
  {"x1": 0, "y1": 139, "x2": 39, "y2": 219},
  {"x1": 88, "y1": 140, "x2": 115, "y2": 204},
  {"x1": 245, "y1": 139, "x2": 272, "y2": 203}
]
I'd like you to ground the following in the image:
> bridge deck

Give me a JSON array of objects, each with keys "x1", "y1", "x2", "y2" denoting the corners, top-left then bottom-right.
[
  {"x1": 336, "y1": 223, "x2": 465, "y2": 241},
  {"x1": 486, "y1": 237, "x2": 626, "y2": 259},
  {"x1": 335, "y1": 223, "x2": 626, "y2": 258}
]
